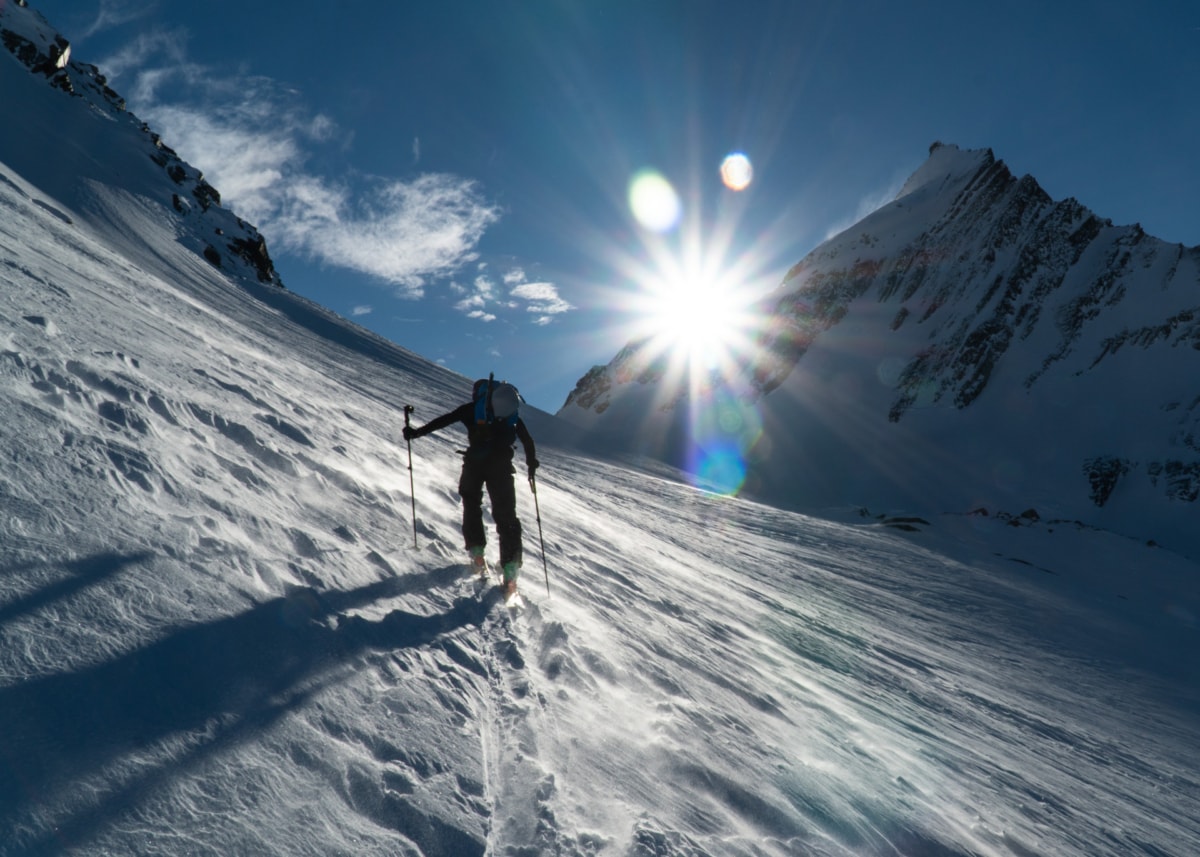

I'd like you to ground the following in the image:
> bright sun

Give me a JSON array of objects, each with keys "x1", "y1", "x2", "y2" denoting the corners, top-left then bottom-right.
[
  {"x1": 602, "y1": 162, "x2": 770, "y2": 399},
  {"x1": 622, "y1": 255, "x2": 766, "y2": 497},
  {"x1": 641, "y1": 275, "x2": 744, "y2": 369},
  {"x1": 582, "y1": 161, "x2": 775, "y2": 495}
]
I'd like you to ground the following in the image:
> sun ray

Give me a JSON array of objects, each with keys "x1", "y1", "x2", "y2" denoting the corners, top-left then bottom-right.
[{"x1": 561, "y1": 170, "x2": 782, "y2": 496}]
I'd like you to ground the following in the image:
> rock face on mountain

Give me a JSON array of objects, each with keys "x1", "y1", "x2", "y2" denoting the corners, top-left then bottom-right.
[
  {"x1": 1, "y1": 1, "x2": 282, "y2": 287},
  {"x1": 560, "y1": 143, "x2": 1200, "y2": 550}
]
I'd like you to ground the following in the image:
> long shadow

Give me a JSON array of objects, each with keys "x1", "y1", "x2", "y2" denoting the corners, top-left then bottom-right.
[
  {"x1": 308, "y1": 562, "x2": 467, "y2": 611},
  {"x1": 0, "y1": 552, "x2": 153, "y2": 627},
  {"x1": 0, "y1": 563, "x2": 495, "y2": 851},
  {"x1": 20, "y1": 672, "x2": 334, "y2": 857}
]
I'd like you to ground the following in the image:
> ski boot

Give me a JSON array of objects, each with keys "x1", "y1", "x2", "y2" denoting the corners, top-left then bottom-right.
[
  {"x1": 501, "y1": 560, "x2": 520, "y2": 602},
  {"x1": 468, "y1": 546, "x2": 488, "y2": 579}
]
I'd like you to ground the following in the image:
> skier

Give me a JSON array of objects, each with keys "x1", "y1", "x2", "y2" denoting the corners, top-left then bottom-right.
[{"x1": 402, "y1": 378, "x2": 538, "y2": 597}]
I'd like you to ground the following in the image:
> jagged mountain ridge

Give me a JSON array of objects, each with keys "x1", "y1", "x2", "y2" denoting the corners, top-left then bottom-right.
[
  {"x1": 1, "y1": 0, "x2": 281, "y2": 287},
  {"x1": 765, "y1": 145, "x2": 1199, "y2": 420},
  {"x1": 560, "y1": 143, "x2": 1200, "y2": 551}
]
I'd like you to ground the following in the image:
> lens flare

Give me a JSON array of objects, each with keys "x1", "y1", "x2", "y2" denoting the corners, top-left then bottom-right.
[
  {"x1": 691, "y1": 443, "x2": 748, "y2": 496},
  {"x1": 580, "y1": 145, "x2": 783, "y2": 502},
  {"x1": 876, "y1": 356, "x2": 907, "y2": 387},
  {"x1": 687, "y1": 388, "x2": 763, "y2": 496},
  {"x1": 628, "y1": 170, "x2": 681, "y2": 232},
  {"x1": 720, "y1": 152, "x2": 753, "y2": 191}
]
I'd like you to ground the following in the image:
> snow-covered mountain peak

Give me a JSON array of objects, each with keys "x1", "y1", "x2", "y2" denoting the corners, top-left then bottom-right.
[
  {"x1": 895, "y1": 141, "x2": 996, "y2": 201},
  {"x1": 561, "y1": 142, "x2": 1200, "y2": 554}
]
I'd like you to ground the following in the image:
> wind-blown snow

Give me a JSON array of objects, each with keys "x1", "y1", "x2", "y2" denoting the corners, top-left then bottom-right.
[{"x1": 1, "y1": 4, "x2": 1198, "y2": 856}]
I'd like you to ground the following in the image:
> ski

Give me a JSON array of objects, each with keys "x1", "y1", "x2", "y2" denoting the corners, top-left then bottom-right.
[{"x1": 503, "y1": 588, "x2": 525, "y2": 611}]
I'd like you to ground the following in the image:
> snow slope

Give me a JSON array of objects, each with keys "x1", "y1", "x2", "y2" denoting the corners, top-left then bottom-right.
[{"x1": 2, "y1": 4, "x2": 1198, "y2": 855}]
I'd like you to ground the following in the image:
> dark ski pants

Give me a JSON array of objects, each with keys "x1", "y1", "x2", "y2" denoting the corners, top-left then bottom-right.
[{"x1": 458, "y1": 455, "x2": 523, "y2": 566}]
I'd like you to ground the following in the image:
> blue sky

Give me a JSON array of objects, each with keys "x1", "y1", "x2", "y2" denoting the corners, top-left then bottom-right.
[{"x1": 31, "y1": 0, "x2": 1200, "y2": 410}]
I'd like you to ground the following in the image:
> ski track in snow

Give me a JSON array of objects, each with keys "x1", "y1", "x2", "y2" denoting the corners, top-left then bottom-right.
[{"x1": 1, "y1": 40, "x2": 1199, "y2": 856}]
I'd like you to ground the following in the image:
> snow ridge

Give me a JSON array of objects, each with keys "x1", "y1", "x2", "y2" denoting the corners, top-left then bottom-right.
[{"x1": 1, "y1": 0, "x2": 282, "y2": 289}]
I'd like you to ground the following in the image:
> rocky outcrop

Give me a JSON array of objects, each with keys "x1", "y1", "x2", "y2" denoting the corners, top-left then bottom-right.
[
  {"x1": 1, "y1": 1, "x2": 283, "y2": 289},
  {"x1": 228, "y1": 234, "x2": 280, "y2": 285},
  {"x1": 1083, "y1": 456, "x2": 1129, "y2": 506}
]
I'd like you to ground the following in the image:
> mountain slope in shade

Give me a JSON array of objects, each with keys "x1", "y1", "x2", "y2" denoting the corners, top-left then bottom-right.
[
  {"x1": 560, "y1": 143, "x2": 1200, "y2": 554},
  {"x1": 1, "y1": 0, "x2": 281, "y2": 288},
  {"x1": 2, "y1": 3, "x2": 1198, "y2": 855}
]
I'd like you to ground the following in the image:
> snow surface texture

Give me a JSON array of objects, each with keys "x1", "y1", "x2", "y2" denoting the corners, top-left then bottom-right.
[{"x1": 2, "y1": 4, "x2": 1199, "y2": 855}]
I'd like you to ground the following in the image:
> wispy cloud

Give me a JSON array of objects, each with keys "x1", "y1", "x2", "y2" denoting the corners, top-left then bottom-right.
[
  {"x1": 272, "y1": 173, "x2": 500, "y2": 293},
  {"x1": 77, "y1": 0, "x2": 156, "y2": 41},
  {"x1": 449, "y1": 266, "x2": 573, "y2": 325},
  {"x1": 351, "y1": 305, "x2": 373, "y2": 317},
  {"x1": 823, "y1": 173, "x2": 908, "y2": 241},
  {"x1": 99, "y1": 31, "x2": 501, "y2": 294}
]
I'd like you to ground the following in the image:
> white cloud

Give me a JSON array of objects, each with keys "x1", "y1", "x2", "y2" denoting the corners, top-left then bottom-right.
[
  {"x1": 351, "y1": 305, "x2": 373, "y2": 317},
  {"x1": 511, "y1": 281, "x2": 573, "y2": 317},
  {"x1": 272, "y1": 173, "x2": 500, "y2": 292},
  {"x1": 510, "y1": 281, "x2": 562, "y2": 303},
  {"x1": 473, "y1": 274, "x2": 497, "y2": 300},
  {"x1": 455, "y1": 275, "x2": 499, "y2": 322},
  {"x1": 99, "y1": 29, "x2": 190, "y2": 90},
  {"x1": 100, "y1": 35, "x2": 501, "y2": 293},
  {"x1": 448, "y1": 266, "x2": 572, "y2": 324},
  {"x1": 455, "y1": 295, "x2": 487, "y2": 312}
]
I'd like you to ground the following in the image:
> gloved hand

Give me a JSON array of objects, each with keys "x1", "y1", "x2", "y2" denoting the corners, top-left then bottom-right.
[
  {"x1": 402, "y1": 425, "x2": 418, "y2": 441},
  {"x1": 527, "y1": 458, "x2": 540, "y2": 478}
]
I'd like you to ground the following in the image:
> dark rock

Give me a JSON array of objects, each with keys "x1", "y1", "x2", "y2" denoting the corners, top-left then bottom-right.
[
  {"x1": 192, "y1": 179, "x2": 220, "y2": 211},
  {"x1": 1083, "y1": 457, "x2": 1128, "y2": 507},
  {"x1": 227, "y1": 235, "x2": 280, "y2": 286}
]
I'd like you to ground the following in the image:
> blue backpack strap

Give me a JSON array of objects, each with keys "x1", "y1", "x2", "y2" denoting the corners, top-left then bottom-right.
[{"x1": 474, "y1": 373, "x2": 495, "y2": 424}]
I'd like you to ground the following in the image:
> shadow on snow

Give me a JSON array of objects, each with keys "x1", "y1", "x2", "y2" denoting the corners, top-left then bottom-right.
[{"x1": 0, "y1": 556, "x2": 493, "y2": 853}]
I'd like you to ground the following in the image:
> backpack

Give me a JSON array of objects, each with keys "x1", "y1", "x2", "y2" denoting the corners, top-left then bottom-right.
[
  {"x1": 466, "y1": 375, "x2": 520, "y2": 461},
  {"x1": 473, "y1": 375, "x2": 520, "y2": 429}
]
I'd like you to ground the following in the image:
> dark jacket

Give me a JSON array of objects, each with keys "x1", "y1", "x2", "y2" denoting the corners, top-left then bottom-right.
[{"x1": 411, "y1": 402, "x2": 537, "y2": 466}]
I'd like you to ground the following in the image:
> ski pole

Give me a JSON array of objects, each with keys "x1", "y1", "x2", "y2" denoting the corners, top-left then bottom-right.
[
  {"x1": 529, "y1": 473, "x2": 550, "y2": 597},
  {"x1": 403, "y1": 405, "x2": 418, "y2": 548}
]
